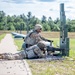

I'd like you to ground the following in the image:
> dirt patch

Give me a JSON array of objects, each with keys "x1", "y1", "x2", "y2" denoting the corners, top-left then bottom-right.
[{"x1": 22, "y1": 31, "x2": 75, "y2": 38}]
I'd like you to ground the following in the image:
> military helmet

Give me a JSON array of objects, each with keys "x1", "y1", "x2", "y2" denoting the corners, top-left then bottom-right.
[
  {"x1": 34, "y1": 24, "x2": 42, "y2": 30},
  {"x1": 37, "y1": 41, "x2": 46, "y2": 50}
]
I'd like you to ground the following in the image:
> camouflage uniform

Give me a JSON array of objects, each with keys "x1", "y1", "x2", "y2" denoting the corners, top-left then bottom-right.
[
  {"x1": 24, "y1": 24, "x2": 43, "y2": 48},
  {"x1": 0, "y1": 41, "x2": 46, "y2": 60},
  {"x1": 24, "y1": 30, "x2": 43, "y2": 48}
]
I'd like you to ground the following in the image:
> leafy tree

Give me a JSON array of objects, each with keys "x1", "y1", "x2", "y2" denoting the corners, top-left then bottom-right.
[
  {"x1": 7, "y1": 22, "x2": 15, "y2": 30},
  {"x1": 42, "y1": 23, "x2": 50, "y2": 31},
  {"x1": 52, "y1": 24, "x2": 60, "y2": 31},
  {"x1": 67, "y1": 19, "x2": 75, "y2": 32},
  {"x1": 0, "y1": 10, "x2": 75, "y2": 32},
  {"x1": 48, "y1": 17, "x2": 54, "y2": 31},
  {"x1": 41, "y1": 15, "x2": 47, "y2": 24},
  {"x1": 0, "y1": 11, "x2": 6, "y2": 30},
  {"x1": 54, "y1": 18, "x2": 60, "y2": 31}
]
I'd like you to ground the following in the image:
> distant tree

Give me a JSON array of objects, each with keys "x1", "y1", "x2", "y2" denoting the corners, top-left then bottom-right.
[
  {"x1": 0, "y1": 10, "x2": 75, "y2": 32},
  {"x1": 20, "y1": 14, "x2": 27, "y2": 21},
  {"x1": 41, "y1": 15, "x2": 47, "y2": 24},
  {"x1": 7, "y1": 22, "x2": 15, "y2": 30},
  {"x1": 35, "y1": 18, "x2": 41, "y2": 24},
  {"x1": 52, "y1": 24, "x2": 60, "y2": 31},
  {"x1": 0, "y1": 11, "x2": 7, "y2": 30},
  {"x1": 54, "y1": 18, "x2": 60, "y2": 24},
  {"x1": 67, "y1": 19, "x2": 75, "y2": 32},
  {"x1": 42, "y1": 23, "x2": 50, "y2": 31},
  {"x1": 48, "y1": 17, "x2": 54, "y2": 31},
  {"x1": 54, "y1": 18, "x2": 60, "y2": 31},
  {"x1": 26, "y1": 12, "x2": 32, "y2": 33},
  {"x1": 0, "y1": 11, "x2": 5, "y2": 19}
]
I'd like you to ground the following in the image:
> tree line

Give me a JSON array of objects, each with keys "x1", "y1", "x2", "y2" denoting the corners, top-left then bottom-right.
[{"x1": 0, "y1": 11, "x2": 75, "y2": 32}]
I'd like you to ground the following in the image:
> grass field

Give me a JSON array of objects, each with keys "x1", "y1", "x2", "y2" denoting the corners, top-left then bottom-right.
[{"x1": 27, "y1": 60, "x2": 75, "y2": 75}]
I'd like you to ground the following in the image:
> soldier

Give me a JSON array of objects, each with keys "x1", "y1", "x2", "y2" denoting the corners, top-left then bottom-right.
[
  {"x1": 22, "y1": 24, "x2": 63, "y2": 55},
  {"x1": 0, "y1": 41, "x2": 47, "y2": 60},
  {"x1": 22, "y1": 24, "x2": 53, "y2": 49},
  {"x1": 24, "y1": 24, "x2": 43, "y2": 48}
]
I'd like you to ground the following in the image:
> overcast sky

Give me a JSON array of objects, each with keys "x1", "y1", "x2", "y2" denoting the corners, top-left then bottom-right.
[{"x1": 0, "y1": 0, "x2": 75, "y2": 20}]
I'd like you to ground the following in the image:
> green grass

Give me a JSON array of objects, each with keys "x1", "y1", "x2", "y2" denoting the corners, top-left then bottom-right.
[
  {"x1": 0, "y1": 34, "x2": 6, "y2": 41},
  {"x1": 14, "y1": 39, "x2": 24, "y2": 50},
  {"x1": 27, "y1": 60, "x2": 75, "y2": 75},
  {"x1": 69, "y1": 39, "x2": 75, "y2": 59}
]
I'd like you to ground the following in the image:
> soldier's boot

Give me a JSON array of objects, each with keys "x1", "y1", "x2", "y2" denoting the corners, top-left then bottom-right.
[{"x1": 0, "y1": 54, "x2": 3, "y2": 59}]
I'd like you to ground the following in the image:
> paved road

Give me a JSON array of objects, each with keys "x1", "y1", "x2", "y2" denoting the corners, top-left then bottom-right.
[{"x1": 0, "y1": 34, "x2": 32, "y2": 75}]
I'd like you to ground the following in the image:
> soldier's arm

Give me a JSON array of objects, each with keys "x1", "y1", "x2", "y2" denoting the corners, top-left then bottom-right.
[{"x1": 40, "y1": 36, "x2": 54, "y2": 42}]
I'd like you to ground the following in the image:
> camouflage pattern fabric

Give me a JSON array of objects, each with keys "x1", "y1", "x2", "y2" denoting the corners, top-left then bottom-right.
[
  {"x1": 0, "y1": 43, "x2": 46, "y2": 60},
  {"x1": 26, "y1": 45, "x2": 45, "y2": 59},
  {"x1": 1, "y1": 51, "x2": 26, "y2": 60},
  {"x1": 25, "y1": 30, "x2": 43, "y2": 46}
]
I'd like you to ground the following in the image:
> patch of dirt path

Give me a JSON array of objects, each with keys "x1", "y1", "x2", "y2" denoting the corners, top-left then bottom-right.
[{"x1": 0, "y1": 34, "x2": 18, "y2": 53}]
